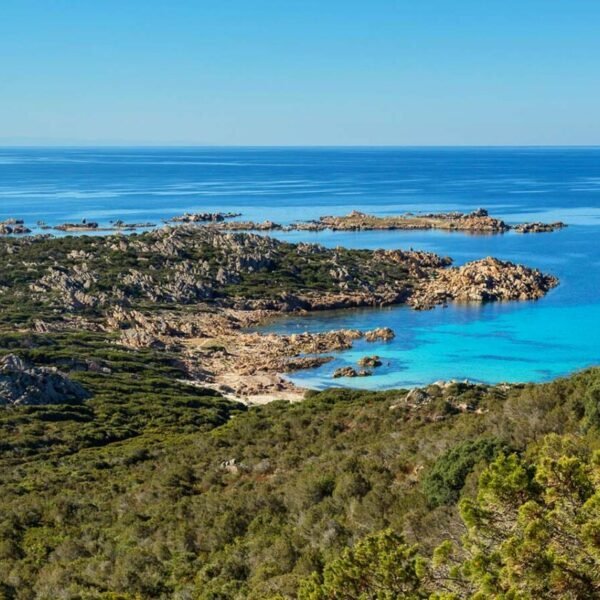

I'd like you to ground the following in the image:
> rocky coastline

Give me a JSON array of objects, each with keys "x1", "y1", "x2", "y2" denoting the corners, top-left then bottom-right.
[{"x1": 0, "y1": 225, "x2": 559, "y2": 403}]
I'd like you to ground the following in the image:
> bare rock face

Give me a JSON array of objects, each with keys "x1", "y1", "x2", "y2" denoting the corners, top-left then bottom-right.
[
  {"x1": 0, "y1": 354, "x2": 91, "y2": 406},
  {"x1": 31, "y1": 265, "x2": 101, "y2": 309},
  {"x1": 409, "y1": 257, "x2": 559, "y2": 310}
]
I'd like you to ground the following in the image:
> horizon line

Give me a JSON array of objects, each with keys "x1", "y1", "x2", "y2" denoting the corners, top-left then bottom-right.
[{"x1": 1, "y1": 143, "x2": 600, "y2": 150}]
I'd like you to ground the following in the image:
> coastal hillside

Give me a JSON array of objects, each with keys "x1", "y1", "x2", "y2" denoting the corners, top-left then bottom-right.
[{"x1": 0, "y1": 357, "x2": 599, "y2": 598}]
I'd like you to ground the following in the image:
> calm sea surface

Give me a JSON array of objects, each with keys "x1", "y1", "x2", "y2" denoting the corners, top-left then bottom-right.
[{"x1": 1, "y1": 147, "x2": 599, "y2": 389}]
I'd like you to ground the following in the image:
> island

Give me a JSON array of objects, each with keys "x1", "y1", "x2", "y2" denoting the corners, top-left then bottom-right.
[{"x1": 207, "y1": 208, "x2": 567, "y2": 234}]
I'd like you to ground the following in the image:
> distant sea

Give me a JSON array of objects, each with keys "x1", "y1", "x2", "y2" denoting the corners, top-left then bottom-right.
[{"x1": 1, "y1": 146, "x2": 600, "y2": 389}]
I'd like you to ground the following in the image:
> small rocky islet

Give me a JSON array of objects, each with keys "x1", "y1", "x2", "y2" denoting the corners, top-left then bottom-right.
[
  {"x1": 204, "y1": 207, "x2": 567, "y2": 234},
  {"x1": 0, "y1": 220, "x2": 558, "y2": 402}
]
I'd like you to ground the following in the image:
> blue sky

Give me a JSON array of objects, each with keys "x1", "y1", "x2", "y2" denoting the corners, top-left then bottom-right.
[{"x1": 1, "y1": 0, "x2": 599, "y2": 145}]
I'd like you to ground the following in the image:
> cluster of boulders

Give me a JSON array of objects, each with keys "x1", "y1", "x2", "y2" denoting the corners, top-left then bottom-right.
[
  {"x1": 357, "y1": 355, "x2": 382, "y2": 368},
  {"x1": 170, "y1": 212, "x2": 241, "y2": 223},
  {"x1": 388, "y1": 380, "x2": 513, "y2": 417},
  {"x1": 333, "y1": 366, "x2": 371, "y2": 378},
  {"x1": 409, "y1": 257, "x2": 559, "y2": 310},
  {"x1": 513, "y1": 221, "x2": 566, "y2": 233},
  {"x1": 54, "y1": 220, "x2": 100, "y2": 231},
  {"x1": 0, "y1": 219, "x2": 31, "y2": 235},
  {"x1": 0, "y1": 354, "x2": 90, "y2": 406},
  {"x1": 332, "y1": 355, "x2": 384, "y2": 379}
]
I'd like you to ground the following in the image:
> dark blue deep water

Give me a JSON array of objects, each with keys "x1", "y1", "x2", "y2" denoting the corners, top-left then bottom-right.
[{"x1": 1, "y1": 147, "x2": 599, "y2": 388}]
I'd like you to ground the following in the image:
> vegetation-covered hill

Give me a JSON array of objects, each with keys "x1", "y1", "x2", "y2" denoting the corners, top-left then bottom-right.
[{"x1": 1, "y1": 352, "x2": 599, "y2": 598}]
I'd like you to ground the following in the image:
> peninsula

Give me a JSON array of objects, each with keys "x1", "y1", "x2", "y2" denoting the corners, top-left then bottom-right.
[{"x1": 0, "y1": 225, "x2": 557, "y2": 402}]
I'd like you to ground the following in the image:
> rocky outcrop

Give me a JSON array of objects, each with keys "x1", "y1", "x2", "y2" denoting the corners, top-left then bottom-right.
[
  {"x1": 211, "y1": 220, "x2": 284, "y2": 231},
  {"x1": 333, "y1": 366, "x2": 371, "y2": 378},
  {"x1": 0, "y1": 354, "x2": 90, "y2": 406},
  {"x1": 23, "y1": 226, "x2": 557, "y2": 316},
  {"x1": 513, "y1": 221, "x2": 566, "y2": 233},
  {"x1": 6, "y1": 225, "x2": 559, "y2": 402},
  {"x1": 357, "y1": 355, "x2": 382, "y2": 368},
  {"x1": 170, "y1": 212, "x2": 241, "y2": 223},
  {"x1": 54, "y1": 220, "x2": 100, "y2": 231},
  {"x1": 31, "y1": 265, "x2": 103, "y2": 309},
  {"x1": 285, "y1": 356, "x2": 334, "y2": 371},
  {"x1": 0, "y1": 220, "x2": 31, "y2": 235},
  {"x1": 409, "y1": 257, "x2": 558, "y2": 310},
  {"x1": 365, "y1": 327, "x2": 395, "y2": 342},
  {"x1": 103, "y1": 304, "x2": 392, "y2": 397},
  {"x1": 315, "y1": 209, "x2": 511, "y2": 233},
  {"x1": 112, "y1": 220, "x2": 156, "y2": 230}
]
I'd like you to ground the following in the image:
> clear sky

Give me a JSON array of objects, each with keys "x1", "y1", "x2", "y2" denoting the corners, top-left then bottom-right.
[{"x1": 1, "y1": 0, "x2": 599, "y2": 146}]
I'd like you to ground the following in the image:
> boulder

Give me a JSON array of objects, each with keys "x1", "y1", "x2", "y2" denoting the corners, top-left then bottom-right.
[
  {"x1": 357, "y1": 355, "x2": 382, "y2": 368},
  {"x1": 365, "y1": 327, "x2": 395, "y2": 342}
]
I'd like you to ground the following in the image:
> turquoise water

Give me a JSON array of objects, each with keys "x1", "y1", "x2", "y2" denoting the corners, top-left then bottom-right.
[{"x1": 1, "y1": 147, "x2": 599, "y2": 388}]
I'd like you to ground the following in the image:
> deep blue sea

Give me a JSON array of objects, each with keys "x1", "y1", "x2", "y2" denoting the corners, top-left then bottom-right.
[{"x1": 1, "y1": 147, "x2": 599, "y2": 389}]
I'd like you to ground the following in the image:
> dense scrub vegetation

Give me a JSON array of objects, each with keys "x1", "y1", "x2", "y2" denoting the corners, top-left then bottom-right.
[
  {"x1": 300, "y1": 434, "x2": 600, "y2": 599},
  {"x1": 0, "y1": 227, "x2": 420, "y2": 320},
  {"x1": 1, "y1": 352, "x2": 599, "y2": 598}
]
